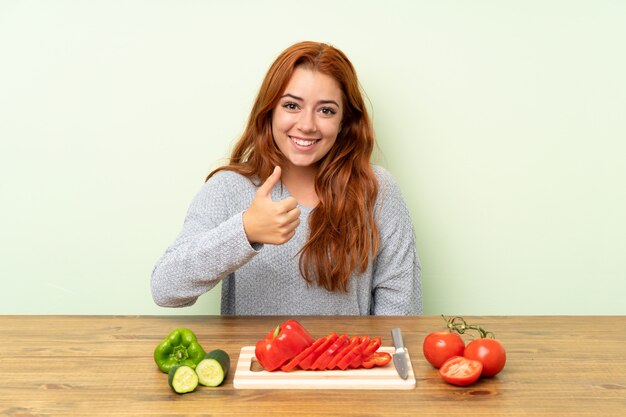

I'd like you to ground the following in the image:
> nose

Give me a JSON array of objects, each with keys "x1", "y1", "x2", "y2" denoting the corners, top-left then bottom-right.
[{"x1": 296, "y1": 109, "x2": 317, "y2": 134}]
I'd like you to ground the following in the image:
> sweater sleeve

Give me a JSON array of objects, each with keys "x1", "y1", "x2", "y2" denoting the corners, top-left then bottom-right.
[
  {"x1": 150, "y1": 173, "x2": 261, "y2": 307},
  {"x1": 371, "y1": 167, "x2": 423, "y2": 315}
]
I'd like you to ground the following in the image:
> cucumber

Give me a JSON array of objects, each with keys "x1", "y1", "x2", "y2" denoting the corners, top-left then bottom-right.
[
  {"x1": 168, "y1": 364, "x2": 199, "y2": 394},
  {"x1": 195, "y1": 349, "x2": 230, "y2": 387}
]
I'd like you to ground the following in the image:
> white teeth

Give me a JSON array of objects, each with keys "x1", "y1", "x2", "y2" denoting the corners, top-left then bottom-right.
[{"x1": 291, "y1": 137, "x2": 318, "y2": 146}]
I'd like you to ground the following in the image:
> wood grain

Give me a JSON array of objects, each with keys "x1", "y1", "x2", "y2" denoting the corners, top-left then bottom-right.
[{"x1": 0, "y1": 315, "x2": 625, "y2": 416}]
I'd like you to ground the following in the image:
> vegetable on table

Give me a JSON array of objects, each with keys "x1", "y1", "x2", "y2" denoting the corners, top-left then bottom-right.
[
  {"x1": 196, "y1": 349, "x2": 231, "y2": 387},
  {"x1": 464, "y1": 338, "x2": 506, "y2": 377},
  {"x1": 422, "y1": 331, "x2": 465, "y2": 368},
  {"x1": 361, "y1": 351, "x2": 392, "y2": 369},
  {"x1": 168, "y1": 364, "x2": 199, "y2": 394},
  {"x1": 154, "y1": 328, "x2": 206, "y2": 373},
  {"x1": 254, "y1": 321, "x2": 391, "y2": 372},
  {"x1": 423, "y1": 315, "x2": 507, "y2": 386},
  {"x1": 444, "y1": 315, "x2": 507, "y2": 378},
  {"x1": 255, "y1": 319, "x2": 315, "y2": 371},
  {"x1": 439, "y1": 356, "x2": 482, "y2": 386}
]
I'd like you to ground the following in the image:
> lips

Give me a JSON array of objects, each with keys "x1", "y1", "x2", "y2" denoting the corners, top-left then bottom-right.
[{"x1": 289, "y1": 136, "x2": 320, "y2": 148}]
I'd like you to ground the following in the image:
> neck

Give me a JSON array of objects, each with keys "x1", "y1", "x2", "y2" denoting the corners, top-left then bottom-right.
[{"x1": 281, "y1": 164, "x2": 319, "y2": 207}]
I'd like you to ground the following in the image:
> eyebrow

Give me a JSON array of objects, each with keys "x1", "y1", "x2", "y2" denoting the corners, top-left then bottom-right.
[{"x1": 280, "y1": 93, "x2": 340, "y2": 107}]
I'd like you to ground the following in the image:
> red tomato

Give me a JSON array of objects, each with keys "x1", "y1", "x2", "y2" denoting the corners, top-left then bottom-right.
[
  {"x1": 463, "y1": 338, "x2": 506, "y2": 377},
  {"x1": 439, "y1": 356, "x2": 482, "y2": 386},
  {"x1": 423, "y1": 331, "x2": 465, "y2": 368}
]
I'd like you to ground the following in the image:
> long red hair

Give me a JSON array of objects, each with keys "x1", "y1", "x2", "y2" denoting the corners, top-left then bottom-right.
[{"x1": 208, "y1": 41, "x2": 379, "y2": 292}]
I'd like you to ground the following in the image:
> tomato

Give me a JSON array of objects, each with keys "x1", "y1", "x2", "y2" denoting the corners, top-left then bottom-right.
[
  {"x1": 463, "y1": 338, "x2": 506, "y2": 377},
  {"x1": 423, "y1": 331, "x2": 465, "y2": 368},
  {"x1": 439, "y1": 356, "x2": 482, "y2": 386}
]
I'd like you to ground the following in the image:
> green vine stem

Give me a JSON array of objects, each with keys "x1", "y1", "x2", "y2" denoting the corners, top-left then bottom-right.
[{"x1": 442, "y1": 315, "x2": 495, "y2": 339}]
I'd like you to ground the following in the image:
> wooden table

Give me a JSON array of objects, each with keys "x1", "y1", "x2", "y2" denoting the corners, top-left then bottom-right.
[{"x1": 1, "y1": 315, "x2": 624, "y2": 416}]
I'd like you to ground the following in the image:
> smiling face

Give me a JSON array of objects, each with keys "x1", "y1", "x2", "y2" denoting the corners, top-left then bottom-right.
[{"x1": 271, "y1": 67, "x2": 344, "y2": 173}]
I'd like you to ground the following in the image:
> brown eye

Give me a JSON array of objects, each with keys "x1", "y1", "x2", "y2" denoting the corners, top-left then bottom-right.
[{"x1": 282, "y1": 102, "x2": 299, "y2": 110}]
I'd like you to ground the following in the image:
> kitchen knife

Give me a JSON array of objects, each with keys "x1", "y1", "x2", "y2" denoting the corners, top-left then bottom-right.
[{"x1": 391, "y1": 328, "x2": 409, "y2": 380}]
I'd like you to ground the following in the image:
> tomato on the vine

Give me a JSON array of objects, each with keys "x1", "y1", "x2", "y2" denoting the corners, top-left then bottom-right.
[
  {"x1": 463, "y1": 338, "x2": 506, "y2": 377},
  {"x1": 423, "y1": 331, "x2": 465, "y2": 368},
  {"x1": 439, "y1": 356, "x2": 482, "y2": 386}
]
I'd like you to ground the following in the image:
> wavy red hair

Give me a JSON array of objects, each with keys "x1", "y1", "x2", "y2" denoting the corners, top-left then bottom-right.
[{"x1": 208, "y1": 41, "x2": 379, "y2": 292}]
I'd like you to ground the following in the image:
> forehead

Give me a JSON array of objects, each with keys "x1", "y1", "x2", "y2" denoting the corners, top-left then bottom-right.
[{"x1": 283, "y1": 67, "x2": 343, "y2": 102}]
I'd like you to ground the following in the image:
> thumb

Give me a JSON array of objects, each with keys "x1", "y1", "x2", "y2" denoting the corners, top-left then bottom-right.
[{"x1": 257, "y1": 166, "x2": 281, "y2": 198}]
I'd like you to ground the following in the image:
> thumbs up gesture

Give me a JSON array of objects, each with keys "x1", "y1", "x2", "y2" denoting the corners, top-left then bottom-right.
[{"x1": 242, "y1": 166, "x2": 301, "y2": 245}]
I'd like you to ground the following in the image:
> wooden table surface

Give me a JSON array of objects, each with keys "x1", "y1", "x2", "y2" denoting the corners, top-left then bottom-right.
[{"x1": 1, "y1": 315, "x2": 625, "y2": 416}]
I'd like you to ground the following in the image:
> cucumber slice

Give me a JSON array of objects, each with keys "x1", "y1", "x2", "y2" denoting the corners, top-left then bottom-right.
[
  {"x1": 196, "y1": 349, "x2": 230, "y2": 387},
  {"x1": 168, "y1": 364, "x2": 198, "y2": 394}
]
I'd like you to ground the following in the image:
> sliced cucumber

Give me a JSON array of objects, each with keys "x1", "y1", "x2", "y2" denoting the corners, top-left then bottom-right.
[
  {"x1": 196, "y1": 349, "x2": 230, "y2": 387},
  {"x1": 168, "y1": 364, "x2": 199, "y2": 394}
]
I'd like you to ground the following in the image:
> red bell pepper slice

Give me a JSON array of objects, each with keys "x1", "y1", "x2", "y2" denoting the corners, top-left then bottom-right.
[
  {"x1": 344, "y1": 336, "x2": 371, "y2": 369},
  {"x1": 298, "y1": 333, "x2": 338, "y2": 370},
  {"x1": 362, "y1": 337, "x2": 382, "y2": 357},
  {"x1": 327, "y1": 336, "x2": 360, "y2": 370},
  {"x1": 280, "y1": 336, "x2": 326, "y2": 372},
  {"x1": 254, "y1": 319, "x2": 315, "y2": 371},
  {"x1": 311, "y1": 334, "x2": 349, "y2": 370},
  {"x1": 361, "y1": 351, "x2": 392, "y2": 369},
  {"x1": 337, "y1": 336, "x2": 369, "y2": 370},
  {"x1": 349, "y1": 337, "x2": 382, "y2": 369}
]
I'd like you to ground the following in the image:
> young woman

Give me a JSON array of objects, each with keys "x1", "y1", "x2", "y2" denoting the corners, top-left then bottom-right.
[{"x1": 151, "y1": 41, "x2": 422, "y2": 315}]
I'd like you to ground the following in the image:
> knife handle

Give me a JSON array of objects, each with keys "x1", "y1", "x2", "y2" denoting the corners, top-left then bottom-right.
[{"x1": 391, "y1": 327, "x2": 404, "y2": 348}]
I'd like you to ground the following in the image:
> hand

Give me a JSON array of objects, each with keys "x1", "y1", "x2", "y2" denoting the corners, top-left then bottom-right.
[{"x1": 243, "y1": 166, "x2": 301, "y2": 245}]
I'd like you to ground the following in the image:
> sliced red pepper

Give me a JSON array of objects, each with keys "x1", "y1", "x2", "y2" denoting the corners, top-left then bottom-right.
[
  {"x1": 311, "y1": 334, "x2": 349, "y2": 370},
  {"x1": 350, "y1": 337, "x2": 382, "y2": 369},
  {"x1": 347, "y1": 336, "x2": 372, "y2": 369},
  {"x1": 361, "y1": 351, "x2": 392, "y2": 369},
  {"x1": 280, "y1": 336, "x2": 326, "y2": 372},
  {"x1": 337, "y1": 336, "x2": 369, "y2": 370},
  {"x1": 254, "y1": 319, "x2": 315, "y2": 371},
  {"x1": 326, "y1": 336, "x2": 360, "y2": 370},
  {"x1": 362, "y1": 337, "x2": 382, "y2": 357},
  {"x1": 298, "y1": 333, "x2": 338, "y2": 370}
]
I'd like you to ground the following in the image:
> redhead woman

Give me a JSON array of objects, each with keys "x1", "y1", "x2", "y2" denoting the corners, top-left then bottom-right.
[{"x1": 151, "y1": 41, "x2": 422, "y2": 315}]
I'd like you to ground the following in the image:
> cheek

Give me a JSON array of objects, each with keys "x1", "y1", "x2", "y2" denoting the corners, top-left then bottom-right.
[
  {"x1": 272, "y1": 111, "x2": 296, "y2": 133},
  {"x1": 321, "y1": 119, "x2": 342, "y2": 140}
]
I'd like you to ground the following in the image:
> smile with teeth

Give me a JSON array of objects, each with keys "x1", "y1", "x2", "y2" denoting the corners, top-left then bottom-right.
[{"x1": 290, "y1": 136, "x2": 320, "y2": 147}]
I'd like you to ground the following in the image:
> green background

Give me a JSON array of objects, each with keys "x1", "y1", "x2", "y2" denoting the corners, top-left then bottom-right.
[{"x1": 1, "y1": 1, "x2": 624, "y2": 315}]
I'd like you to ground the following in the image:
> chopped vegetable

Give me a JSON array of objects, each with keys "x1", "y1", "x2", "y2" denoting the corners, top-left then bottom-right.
[
  {"x1": 298, "y1": 333, "x2": 338, "y2": 370},
  {"x1": 196, "y1": 349, "x2": 231, "y2": 387},
  {"x1": 254, "y1": 322, "x2": 392, "y2": 372},
  {"x1": 168, "y1": 365, "x2": 199, "y2": 394},
  {"x1": 439, "y1": 356, "x2": 482, "y2": 386},
  {"x1": 361, "y1": 351, "x2": 392, "y2": 369},
  {"x1": 281, "y1": 337, "x2": 326, "y2": 372},
  {"x1": 254, "y1": 319, "x2": 315, "y2": 371}
]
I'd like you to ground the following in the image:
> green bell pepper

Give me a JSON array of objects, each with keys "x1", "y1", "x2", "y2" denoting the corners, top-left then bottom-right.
[{"x1": 154, "y1": 328, "x2": 206, "y2": 373}]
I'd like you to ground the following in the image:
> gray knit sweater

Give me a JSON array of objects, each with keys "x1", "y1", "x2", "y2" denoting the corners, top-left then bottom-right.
[{"x1": 151, "y1": 165, "x2": 422, "y2": 315}]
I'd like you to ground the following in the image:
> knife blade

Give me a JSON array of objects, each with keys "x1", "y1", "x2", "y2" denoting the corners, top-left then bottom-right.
[{"x1": 391, "y1": 328, "x2": 409, "y2": 380}]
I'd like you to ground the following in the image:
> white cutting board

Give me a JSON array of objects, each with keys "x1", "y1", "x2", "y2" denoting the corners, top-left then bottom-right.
[{"x1": 233, "y1": 346, "x2": 416, "y2": 390}]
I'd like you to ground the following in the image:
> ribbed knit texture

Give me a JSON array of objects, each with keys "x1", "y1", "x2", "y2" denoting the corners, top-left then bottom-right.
[{"x1": 151, "y1": 165, "x2": 422, "y2": 315}]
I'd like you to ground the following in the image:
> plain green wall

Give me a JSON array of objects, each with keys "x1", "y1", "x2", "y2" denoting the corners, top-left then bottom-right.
[{"x1": 1, "y1": 1, "x2": 624, "y2": 315}]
